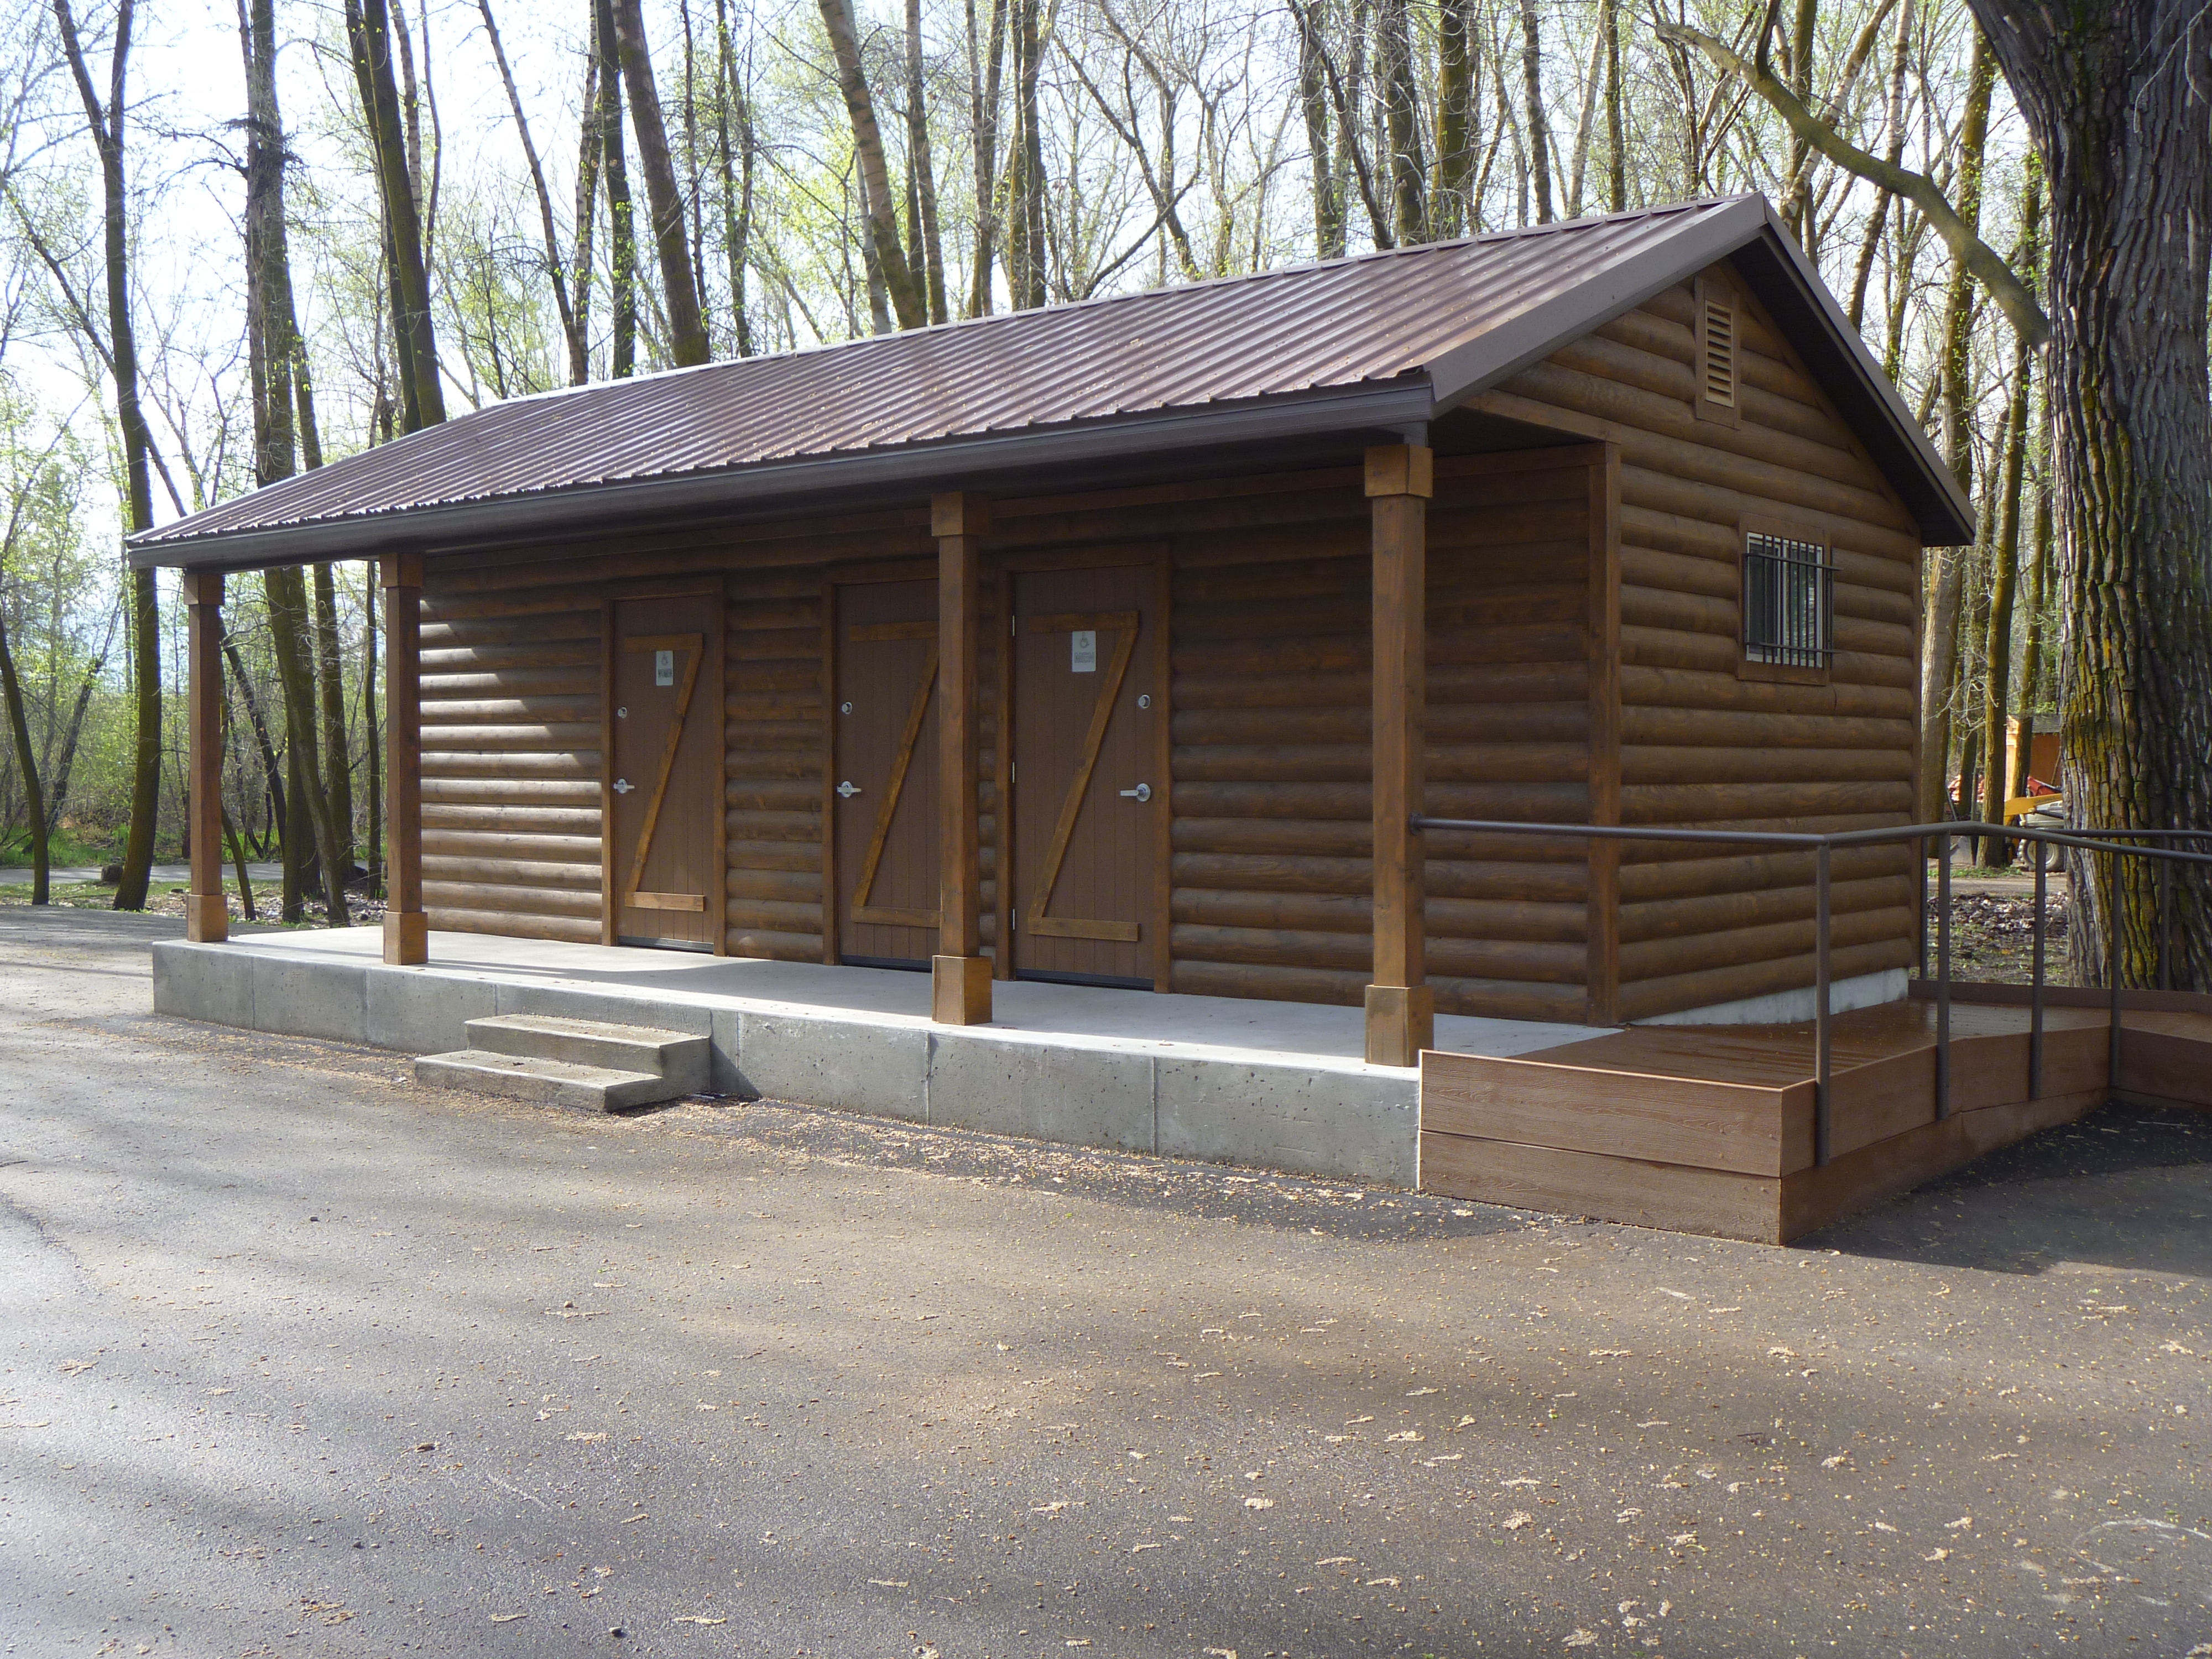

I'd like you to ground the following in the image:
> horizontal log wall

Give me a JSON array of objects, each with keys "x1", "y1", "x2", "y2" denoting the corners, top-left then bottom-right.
[
  {"x1": 1488, "y1": 264, "x2": 1922, "y2": 1021},
  {"x1": 420, "y1": 509, "x2": 941, "y2": 956},
  {"x1": 992, "y1": 454, "x2": 1595, "y2": 1022}
]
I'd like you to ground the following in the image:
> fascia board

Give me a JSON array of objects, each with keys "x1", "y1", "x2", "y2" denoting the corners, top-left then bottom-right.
[{"x1": 127, "y1": 379, "x2": 1434, "y2": 571}]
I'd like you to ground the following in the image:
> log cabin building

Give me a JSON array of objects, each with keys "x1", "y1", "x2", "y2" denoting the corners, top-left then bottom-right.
[{"x1": 136, "y1": 194, "x2": 1969, "y2": 1076}]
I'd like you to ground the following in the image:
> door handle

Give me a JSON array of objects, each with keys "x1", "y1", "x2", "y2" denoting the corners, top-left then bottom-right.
[
  {"x1": 612, "y1": 778, "x2": 635, "y2": 795},
  {"x1": 837, "y1": 780, "x2": 863, "y2": 799},
  {"x1": 1119, "y1": 783, "x2": 1152, "y2": 803}
]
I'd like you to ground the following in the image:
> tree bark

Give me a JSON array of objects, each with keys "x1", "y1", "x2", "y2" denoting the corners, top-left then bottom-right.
[
  {"x1": 594, "y1": 0, "x2": 638, "y2": 377},
  {"x1": 312, "y1": 563, "x2": 354, "y2": 879},
  {"x1": 345, "y1": 0, "x2": 444, "y2": 428},
  {"x1": 1015, "y1": 0, "x2": 1046, "y2": 306},
  {"x1": 0, "y1": 586, "x2": 48, "y2": 905},
  {"x1": 967, "y1": 0, "x2": 1006, "y2": 315},
  {"x1": 478, "y1": 0, "x2": 586, "y2": 382},
  {"x1": 612, "y1": 0, "x2": 712, "y2": 366},
  {"x1": 1376, "y1": 0, "x2": 1423, "y2": 242},
  {"x1": 714, "y1": 0, "x2": 756, "y2": 353},
  {"x1": 1516, "y1": 0, "x2": 1551, "y2": 223},
  {"x1": 1296, "y1": 0, "x2": 1346, "y2": 253},
  {"x1": 1976, "y1": 164, "x2": 2042, "y2": 866},
  {"x1": 53, "y1": 0, "x2": 160, "y2": 913},
  {"x1": 904, "y1": 0, "x2": 948, "y2": 322},
  {"x1": 263, "y1": 566, "x2": 348, "y2": 924},
  {"x1": 2013, "y1": 428, "x2": 2051, "y2": 800},
  {"x1": 1967, "y1": 0, "x2": 2212, "y2": 987},
  {"x1": 1602, "y1": 0, "x2": 1625, "y2": 212},
  {"x1": 572, "y1": 51, "x2": 601, "y2": 377},
  {"x1": 245, "y1": 0, "x2": 351, "y2": 925},
  {"x1": 1913, "y1": 25, "x2": 1992, "y2": 826},
  {"x1": 820, "y1": 0, "x2": 929, "y2": 327}
]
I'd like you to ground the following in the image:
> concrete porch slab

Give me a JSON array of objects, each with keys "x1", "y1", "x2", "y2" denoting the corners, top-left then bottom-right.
[{"x1": 150, "y1": 927, "x2": 1599, "y2": 1187}]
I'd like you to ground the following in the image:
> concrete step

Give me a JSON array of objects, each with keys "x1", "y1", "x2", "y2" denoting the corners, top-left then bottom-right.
[
  {"x1": 463, "y1": 1013, "x2": 711, "y2": 1093},
  {"x1": 414, "y1": 1048, "x2": 681, "y2": 1113}
]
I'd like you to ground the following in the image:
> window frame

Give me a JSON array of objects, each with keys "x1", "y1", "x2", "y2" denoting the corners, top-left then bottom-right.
[{"x1": 1737, "y1": 514, "x2": 1834, "y2": 686}]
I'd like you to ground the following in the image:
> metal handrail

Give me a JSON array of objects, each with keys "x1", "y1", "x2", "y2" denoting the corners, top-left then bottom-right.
[{"x1": 1407, "y1": 814, "x2": 2212, "y2": 1168}]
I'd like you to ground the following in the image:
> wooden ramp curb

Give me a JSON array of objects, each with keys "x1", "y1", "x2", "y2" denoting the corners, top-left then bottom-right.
[{"x1": 1419, "y1": 999, "x2": 2212, "y2": 1243}]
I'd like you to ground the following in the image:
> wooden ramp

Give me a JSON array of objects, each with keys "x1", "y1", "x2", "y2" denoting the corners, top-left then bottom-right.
[{"x1": 1420, "y1": 992, "x2": 2212, "y2": 1244}]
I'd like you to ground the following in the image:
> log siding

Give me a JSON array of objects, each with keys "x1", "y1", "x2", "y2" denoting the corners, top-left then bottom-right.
[
  {"x1": 1481, "y1": 262, "x2": 1922, "y2": 1020},
  {"x1": 412, "y1": 259, "x2": 1921, "y2": 1027}
]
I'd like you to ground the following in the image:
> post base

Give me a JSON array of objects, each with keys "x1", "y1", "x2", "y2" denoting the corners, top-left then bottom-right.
[
  {"x1": 384, "y1": 910, "x2": 429, "y2": 966},
  {"x1": 1364, "y1": 982, "x2": 1435, "y2": 1067},
  {"x1": 933, "y1": 954, "x2": 993, "y2": 1025},
  {"x1": 184, "y1": 893, "x2": 229, "y2": 944}
]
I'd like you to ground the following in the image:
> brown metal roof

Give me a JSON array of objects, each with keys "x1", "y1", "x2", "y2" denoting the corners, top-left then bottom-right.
[{"x1": 132, "y1": 195, "x2": 1969, "y2": 566}]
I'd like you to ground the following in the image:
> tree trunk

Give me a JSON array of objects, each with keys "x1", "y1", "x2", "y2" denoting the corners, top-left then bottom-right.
[
  {"x1": 1602, "y1": 0, "x2": 1624, "y2": 212},
  {"x1": 1779, "y1": 0, "x2": 1817, "y2": 242},
  {"x1": 0, "y1": 594, "x2": 48, "y2": 905},
  {"x1": 345, "y1": 0, "x2": 444, "y2": 428},
  {"x1": 222, "y1": 635, "x2": 285, "y2": 869},
  {"x1": 967, "y1": 0, "x2": 1005, "y2": 315},
  {"x1": 1915, "y1": 24, "x2": 1992, "y2": 825},
  {"x1": 2013, "y1": 430, "x2": 2052, "y2": 800},
  {"x1": 854, "y1": 166, "x2": 894, "y2": 333},
  {"x1": 573, "y1": 51, "x2": 601, "y2": 378},
  {"x1": 312, "y1": 564, "x2": 354, "y2": 880},
  {"x1": 263, "y1": 566, "x2": 349, "y2": 925},
  {"x1": 820, "y1": 0, "x2": 929, "y2": 328},
  {"x1": 1976, "y1": 165, "x2": 2042, "y2": 867},
  {"x1": 904, "y1": 0, "x2": 949, "y2": 322},
  {"x1": 1968, "y1": 0, "x2": 2212, "y2": 987},
  {"x1": 1296, "y1": 0, "x2": 1345, "y2": 253},
  {"x1": 1517, "y1": 0, "x2": 1551, "y2": 223},
  {"x1": 247, "y1": 0, "x2": 349, "y2": 924},
  {"x1": 1016, "y1": 0, "x2": 1046, "y2": 306},
  {"x1": 54, "y1": 0, "x2": 160, "y2": 912},
  {"x1": 612, "y1": 0, "x2": 712, "y2": 366},
  {"x1": 594, "y1": 0, "x2": 638, "y2": 377},
  {"x1": 714, "y1": 0, "x2": 755, "y2": 353},
  {"x1": 478, "y1": 0, "x2": 586, "y2": 382},
  {"x1": 1376, "y1": 0, "x2": 1423, "y2": 242},
  {"x1": 40, "y1": 605, "x2": 111, "y2": 841},
  {"x1": 223, "y1": 801, "x2": 255, "y2": 922},
  {"x1": 363, "y1": 566, "x2": 381, "y2": 892}
]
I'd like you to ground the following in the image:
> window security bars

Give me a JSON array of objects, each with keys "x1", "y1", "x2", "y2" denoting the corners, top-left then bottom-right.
[{"x1": 1744, "y1": 532, "x2": 1830, "y2": 667}]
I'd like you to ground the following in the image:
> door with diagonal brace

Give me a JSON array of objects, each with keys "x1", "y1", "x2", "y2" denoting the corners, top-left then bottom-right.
[
  {"x1": 832, "y1": 580, "x2": 941, "y2": 967},
  {"x1": 1010, "y1": 565, "x2": 1157, "y2": 985},
  {"x1": 607, "y1": 592, "x2": 723, "y2": 950}
]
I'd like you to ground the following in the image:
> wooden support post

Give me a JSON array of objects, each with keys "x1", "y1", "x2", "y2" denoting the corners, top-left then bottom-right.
[
  {"x1": 932, "y1": 492, "x2": 992, "y2": 1025},
  {"x1": 1585, "y1": 443, "x2": 1623, "y2": 1025},
  {"x1": 1365, "y1": 444, "x2": 1433, "y2": 1067},
  {"x1": 182, "y1": 570, "x2": 228, "y2": 943},
  {"x1": 380, "y1": 552, "x2": 427, "y2": 966}
]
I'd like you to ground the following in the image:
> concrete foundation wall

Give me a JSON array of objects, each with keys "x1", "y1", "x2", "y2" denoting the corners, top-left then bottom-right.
[{"x1": 152, "y1": 941, "x2": 1420, "y2": 1187}]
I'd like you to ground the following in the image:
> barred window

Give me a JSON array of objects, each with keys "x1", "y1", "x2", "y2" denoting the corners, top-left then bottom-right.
[{"x1": 1743, "y1": 532, "x2": 1830, "y2": 669}]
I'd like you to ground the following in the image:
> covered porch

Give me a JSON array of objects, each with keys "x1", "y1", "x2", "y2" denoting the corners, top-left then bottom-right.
[{"x1": 149, "y1": 924, "x2": 1597, "y2": 1186}]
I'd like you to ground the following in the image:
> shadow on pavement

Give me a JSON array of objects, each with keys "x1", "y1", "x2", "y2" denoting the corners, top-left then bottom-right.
[{"x1": 1811, "y1": 1100, "x2": 2212, "y2": 1280}]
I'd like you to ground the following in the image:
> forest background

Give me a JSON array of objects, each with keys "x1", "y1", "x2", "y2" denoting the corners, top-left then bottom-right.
[{"x1": 0, "y1": 0, "x2": 2056, "y2": 927}]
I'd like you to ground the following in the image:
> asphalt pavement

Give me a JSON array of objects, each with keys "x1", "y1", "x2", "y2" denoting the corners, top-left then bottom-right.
[
  {"x1": 0, "y1": 862, "x2": 284, "y2": 886},
  {"x1": 0, "y1": 906, "x2": 2206, "y2": 1657}
]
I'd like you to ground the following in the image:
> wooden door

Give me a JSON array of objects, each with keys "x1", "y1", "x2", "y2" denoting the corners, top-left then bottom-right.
[
  {"x1": 833, "y1": 580, "x2": 940, "y2": 967},
  {"x1": 1010, "y1": 565, "x2": 1158, "y2": 985},
  {"x1": 607, "y1": 592, "x2": 722, "y2": 950}
]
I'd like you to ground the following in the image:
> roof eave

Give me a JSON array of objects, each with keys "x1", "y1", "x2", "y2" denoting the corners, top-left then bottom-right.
[{"x1": 127, "y1": 378, "x2": 1436, "y2": 571}]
